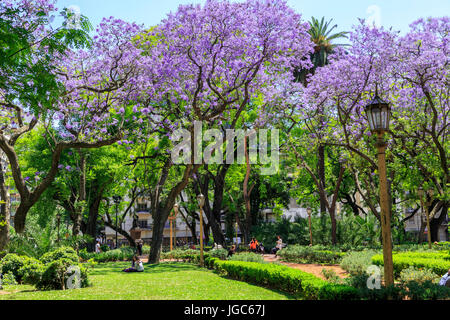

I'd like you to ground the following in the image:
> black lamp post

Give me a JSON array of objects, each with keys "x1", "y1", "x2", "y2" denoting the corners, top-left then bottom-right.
[
  {"x1": 365, "y1": 88, "x2": 394, "y2": 287},
  {"x1": 113, "y1": 195, "x2": 122, "y2": 249}
]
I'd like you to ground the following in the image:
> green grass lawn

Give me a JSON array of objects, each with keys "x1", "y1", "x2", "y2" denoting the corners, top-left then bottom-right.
[{"x1": 0, "y1": 262, "x2": 295, "y2": 300}]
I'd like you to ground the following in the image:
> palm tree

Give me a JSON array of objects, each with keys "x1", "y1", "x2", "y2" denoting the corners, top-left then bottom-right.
[
  {"x1": 293, "y1": 18, "x2": 348, "y2": 245},
  {"x1": 294, "y1": 17, "x2": 349, "y2": 83}
]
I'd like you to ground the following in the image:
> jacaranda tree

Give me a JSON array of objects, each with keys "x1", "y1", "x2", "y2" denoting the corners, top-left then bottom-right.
[
  {"x1": 302, "y1": 17, "x2": 449, "y2": 241},
  {"x1": 135, "y1": 0, "x2": 314, "y2": 263},
  {"x1": 0, "y1": 0, "x2": 148, "y2": 235}
]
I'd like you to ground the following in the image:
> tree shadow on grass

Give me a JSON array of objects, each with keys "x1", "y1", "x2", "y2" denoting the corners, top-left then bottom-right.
[
  {"x1": 143, "y1": 262, "x2": 203, "y2": 274},
  {"x1": 89, "y1": 262, "x2": 201, "y2": 276}
]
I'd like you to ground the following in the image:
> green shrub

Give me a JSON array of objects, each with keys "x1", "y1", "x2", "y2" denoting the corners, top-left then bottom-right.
[
  {"x1": 372, "y1": 252, "x2": 450, "y2": 277},
  {"x1": 340, "y1": 250, "x2": 379, "y2": 276},
  {"x1": 209, "y1": 248, "x2": 228, "y2": 260},
  {"x1": 342, "y1": 274, "x2": 403, "y2": 300},
  {"x1": 278, "y1": 245, "x2": 345, "y2": 264},
  {"x1": 204, "y1": 256, "x2": 219, "y2": 269},
  {"x1": 0, "y1": 253, "x2": 42, "y2": 283},
  {"x1": 142, "y1": 245, "x2": 151, "y2": 254},
  {"x1": 321, "y1": 269, "x2": 342, "y2": 284},
  {"x1": 93, "y1": 247, "x2": 135, "y2": 263},
  {"x1": 18, "y1": 259, "x2": 45, "y2": 285},
  {"x1": 228, "y1": 252, "x2": 265, "y2": 263},
  {"x1": 400, "y1": 266, "x2": 439, "y2": 285},
  {"x1": 161, "y1": 249, "x2": 201, "y2": 261},
  {"x1": 36, "y1": 258, "x2": 89, "y2": 291},
  {"x1": 40, "y1": 246, "x2": 79, "y2": 264},
  {"x1": 402, "y1": 280, "x2": 450, "y2": 300},
  {"x1": 1, "y1": 272, "x2": 17, "y2": 286},
  {"x1": 78, "y1": 248, "x2": 94, "y2": 261}
]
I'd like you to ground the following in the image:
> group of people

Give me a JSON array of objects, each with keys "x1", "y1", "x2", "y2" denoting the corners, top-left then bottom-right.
[
  {"x1": 249, "y1": 238, "x2": 264, "y2": 253},
  {"x1": 228, "y1": 235, "x2": 284, "y2": 256}
]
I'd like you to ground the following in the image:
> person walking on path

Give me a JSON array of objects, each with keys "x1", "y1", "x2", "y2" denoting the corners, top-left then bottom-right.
[
  {"x1": 136, "y1": 239, "x2": 143, "y2": 256},
  {"x1": 95, "y1": 240, "x2": 102, "y2": 254}
]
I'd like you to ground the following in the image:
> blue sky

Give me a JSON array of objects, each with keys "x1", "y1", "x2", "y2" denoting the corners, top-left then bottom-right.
[{"x1": 54, "y1": 0, "x2": 449, "y2": 35}]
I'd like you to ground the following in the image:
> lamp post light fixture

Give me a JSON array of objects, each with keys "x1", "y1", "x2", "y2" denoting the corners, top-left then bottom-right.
[
  {"x1": 306, "y1": 208, "x2": 313, "y2": 246},
  {"x1": 113, "y1": 195, "x2": 122, "y2": 249},
  {"x1": 197, "y1": 194, "x2": 205, "y2": 267},
  {"x1": 365, "y1": 88, "x2": 394, "y2": 287}
]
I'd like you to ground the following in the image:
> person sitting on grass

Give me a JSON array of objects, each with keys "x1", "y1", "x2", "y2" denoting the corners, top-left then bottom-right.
[
  {"x1": 439, "y1": 269, "x2": 450, "y2": 287},
  {"x1": 122, "y1": 255, "x2": 144, "y2": 273},
  {"x1": 122, "y1": 255, "x2": 137, "y2": 272}
]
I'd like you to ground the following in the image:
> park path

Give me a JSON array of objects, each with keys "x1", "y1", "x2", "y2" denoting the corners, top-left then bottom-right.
[
  {"x1": 138, "y1": 254, "x2": 348, "y2": 281},
  {"x1": 262, "y1": 254, "x2": 348, "y2": 280}
]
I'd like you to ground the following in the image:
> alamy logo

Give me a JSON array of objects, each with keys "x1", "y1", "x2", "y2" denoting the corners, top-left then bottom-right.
[
  {"x1": 65, "y1": 5, "x2": 82, "y2": 30},
  {"x1": 366, "y1": 265, "x2": 381, "y2": 290},
  {"x1": 171, "y1": 121, "x2": 279, "y2": 175},
  {"x1": 66, "y1": 265, "x2": 81, "y2": 289},
  {"x1": 366, "y1": 5, "x2": 381, "y2": 28}
]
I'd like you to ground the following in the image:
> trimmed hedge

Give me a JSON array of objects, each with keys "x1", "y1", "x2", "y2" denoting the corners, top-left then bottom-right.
[
  {"x1": 212, "y1": 259, "x2": 359, "y2": 300},
  {"x1": 372, "y1": 252, "x2": 450, "y2": 277},
  {"x1": 159, "y1": 249, "x2": 358, "y2": 299}
]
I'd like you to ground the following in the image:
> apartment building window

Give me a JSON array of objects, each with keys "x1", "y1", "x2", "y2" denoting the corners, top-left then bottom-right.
[
  {"x1": 138, "y1": 220, "x2": 149, "y2": 229},
  {"x1": 137, "y1": 203, "x2": 149, "y2": 212}
]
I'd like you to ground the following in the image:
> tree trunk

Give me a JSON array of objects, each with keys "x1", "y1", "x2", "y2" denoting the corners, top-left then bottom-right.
[
  {"x1": 198, "y1": 166, "x2": 229, "y2": 247},
  {"x1": 430, "y1": 202, "x2": 448, "y2": 242},
  {"x1": 243, "y1": 137, "x2": 252, "y2": 245},
  {"x1": 190, "y1": 219, "x2": 198, "y2": 245},
  {"x1": 330, "y1": 209, "x2": 337, "y2": 245},
  {"x1": 318, "y1": 144, "x2": 327, "y2": 220},
  {"x1": 72, "y1": 149, "x2": 86, "y2": 237},
  {"x1": 148, "y1": 206, "x2": 169, "y2": 264},
  {"x1": 85, "y1": 182, "x2": 105, "y2": 251},
  {"x1": 0, "y1": 169, "x2": 10, "y2": 251},
  {"x1": 210, "y1": 165, "x2": 230, "y2": 247},
  {"x1": 148, "y1": 163, "x2": 200, "y2": 264}
]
